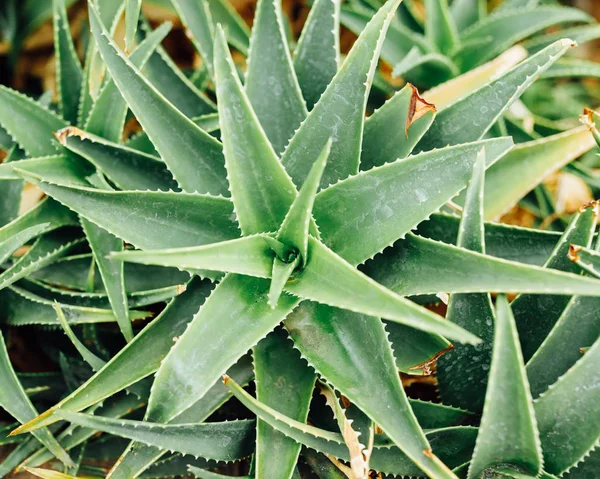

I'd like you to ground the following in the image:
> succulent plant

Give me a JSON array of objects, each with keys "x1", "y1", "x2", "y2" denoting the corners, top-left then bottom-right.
[{"x1": 0, "y1": 0, "x2": 599, "y2": 478}]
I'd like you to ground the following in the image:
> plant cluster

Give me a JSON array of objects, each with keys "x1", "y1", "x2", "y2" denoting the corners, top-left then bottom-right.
[{"x1": 0, "y1": 0, "x2": 599, "y2": 478}]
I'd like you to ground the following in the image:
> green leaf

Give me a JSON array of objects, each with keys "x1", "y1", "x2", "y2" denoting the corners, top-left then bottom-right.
[
  {"x1": 562, "y1": 448, "x2": 600, "y2": 479},
  {"x1": 456, "y1": 6, "x2": 591, "y2": 70},
  {"x1": 146, "y1": 274, "x2": 299, "y2": 423},
  {"x1": 542, "y1": 58, "x2": 600, "y2": 80},
  {"x1": 570, "y1": 244, "x2": 600, "y2": 279},
  {"x1": 125, "y1": 0, "x2": 142, "y2": 52},
  {"x1": 8, "y1": 155, "x2": 96, "y2": 187},
  {"x1": 364, "y1": 232, "x2": 600, "y2": 297},
  {"x1": 57, "y1": 411, "x2": 255, "y2": 463},
  {"x1": 24, "y1": 468, "x2": 84, "y2": 479},
  {"x1": 313, "y1": 137, "x2": 513, "y2": 266},
  {"x1": 512, "y1": 203, "x2": 598, "y2": 361},
  {"x1": 88, "y1": 3, "x2": 228, "y2": 196},
  {"x1": 417, "y1": 40, "x2": 574, "y2": 152},
  {"x1": 84, "y1": 22, "x2": 172, "y2": 143},
  {"x1": 253, "y1": 329, "x2": 316, "y2": 479},
  {"x1": 36, "y1": 184, "x2": 239, "y2": 251},
  {"x1": 57, "y1": 128, "x2": 178, "y2": 191},
  {"x1": 213, "y1": 26, "x2": 299, "y2": 234},
  {"x1": 80, "y1": 219, "x2": 132, "y2": 342},
  {"x1": 205, "y1": 0, "x2": 251, "y2": 54},
  {"x1": 287, "y1": 237, "x2": 479, "y2": 343},
  {"x1": 170, "y1": 0, "x2": 214, "y2": 77},
  {"x1": 293, "y1": 0, "x2": 340, "y2": 110},
  {"x1": 277, "y1": 139, "x2": 330, "y2": 264},
  {"x1": 113, "y1": 235, "x2": 273, "y2": 277},
  {"x1": 55, "y1": 303, "x2": 106, "y2": 371},
  {"x1": 245, "y1": 0, "x2": 307, "y2": 154},
  {"x1": 361, "y1": 84, "x2": 436, "y2": 170},
  {"x1": 467, "y1": 295, "x2": 542, "y2": 479},
  {"x1": 0, "y1": 230, "x2": 84, "y2": 292},
  {"x1": 534, "y1": 337, "x2": 600, "y2": 475},
  {"x1": 226, "y1": 373, "x2": 475, "y2": 476},
  {"x1": 0, "y1": 146, "x2": 23, "y2": 228},
  {"x1": 285, "y1": 304, "x2": 458, "y2": 478},
  {"x1": 525, "y1": 24, "x2": 600, "y2": 54},
  {"x1": 0, "y1": 86, "x2": 67, "y2": 156},
  {"x1": 482, "y1": 127, "x2": 596, "y2": 219},
  {"x1": 425, "y1": 0, "x2": 459, "y2": 55},
  {"x1": 282, "y1": 0, "x2": 400, "y2": 189},
  {"x1": 0, "y1": 285, "x2": 149, "y2": 326},
  {"x1": 268, "y1": 256, "x2": 300, "y2": 309},
  {"x1": 53, "y1": 0, "x2": 82, "y2": 125},
  {"x1": 0, "y1": 331, "x2": 74, "y2": 468},
  {"x1": 0, "y1": 223, "x2": 50, "y2": 266},
  {"x1": 450, "y1": 0, "x2": 485, "y2": 30},
  {"x1": 10, "y1": 277, "x2": 213, "y2": 434},
  {"x1": 526, "y1": 294, "x2": 600, "y2": 399},
  {"x1": 108, "y1": 354, "x2": 255, "y2": 479},
  {"x1": 0, "y1": 198, "x2": 78, "y2": 244},
  {"x1": 437, "y1": 149, "x2": 494, "y2": 413}
]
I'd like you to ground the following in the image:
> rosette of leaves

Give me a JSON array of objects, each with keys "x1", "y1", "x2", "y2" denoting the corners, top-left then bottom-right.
[{"x1": 0, "y1": 0, "x2": 599, "y2": 478}]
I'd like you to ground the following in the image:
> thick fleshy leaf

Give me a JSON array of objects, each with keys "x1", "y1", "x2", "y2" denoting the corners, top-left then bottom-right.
[
  {"x1": 277, "y1": 140, "x2": 330, "y2": 264},
  {"x1": 57, "y1": 411, "x2": 255, "y2": 463},
  {"x1": 88, "y1": 2, "x2": 228, "y2": 196},
  {"x1": 0, "y1": 86, "x2": 67, "y2": 156},
  {"x1": 361, "y1": 85, "x2": 436, "y2": 170},
  {"x1": 282, "y1": 0, "x2": 400, "y2": 189},
  {"x1": 437, "y1": 150, "x2": 494, "y2": 413},
  {"x1": 526, "y1": 294, "x2": 600, "y2": 399},
  {"x1": 542, "y1": 57, "x2": 600, "y2": 80},
  {"x1": 467, "y1": 295, "x2": 541, "y2": 479},
  {"x1": 8, "y1": 155, "x2": 95, "y2": 187},
  {"x1": 170, "y1": 0, "x2": 214, "y2": 78},
  {"x1": 570, "y1": 244, "x2": 600, "y2": 278},
  {"x1": 0, "y1": 198, "x2": 78, "y2": 245},
  {"x1": 534, "y1": 338, "x2": 600, "y2": 475},
  {"x1": 36, "y1": 184, "x2": 240, "y2": 251},
  {"x1": 125, "y1": 0, "x2": 142, "y2": 52},
  {"x1": 287, "y1": 237, "x2": 479, "y2": 343},
  {"x1": 525, "y1": 23, "x2": 600, "y2": 54},
  {"x1": 425, "y1": 0, "x2": 458, "y2": 55},
  {"x1": 84, "y1": 22, "x2": 172, "y2": 143},
  {"x1": 482, "y1": 127, "x2": 595, "y2": 219},
  {"x1": 268, "y1": 256, "x2": 300, "y2": 309},
  {"x1": 450, "y1": 0, "x2": 484, "y2": 30},
  {"x1": 417, "y1": 40, "x2": 574, "y2": 152},
  {"x1": 455, "y1": 6, "x2": 591, "y2": 70},
  {"x1": 314, "y1": 137, "x2": 513, "y2": 266},
  {"x1": 213, "y1": 26, "x2": 298, "y2": 235},
  {"x1": 0, "y1": 331, "x2": 74, "y2": 467},
  {"x1": 562, "y1": 448, "x2": 600, "y2": 479},
  {"x1": 293, "y1": 0, "x2": 339, "y2": 110},
  {"x1": 10, "y1": 278, "x2": 213, "y2": 433},
  {"x1": 285, "y1": 304, "x2": 457, "y2": 478},
  {"x1": 363, "y1": 233, "x2": 600, "y2": 297},
  {"x1": 0, "y1": 285, "x2": 149, "y2": 326},
  {"x1": 205, "y1": 0, "x2": 251, "y2": 54},
  {"x1": 422, "y1": 45, "x2": 527, "y2": 111},
  {"x1": 80, "y1": 219, "x2": 132, "y2": 342},
  {"x1": 108, "y1": 354, "x2": 255, "y2": 479},
  {"x1": 513, "y1": 203, "x2": 598, "y2": 361},
  {"x1": 245, "y1": 0, "x2": 307, "y2": 154},
  {"x1": 254, "y1": 329, "x2": 316, "y2": 479},
  {"x1": 56, "y1": 128, "x2": 178, "y2": 191},
  {"x1": 0, "y1": 230, "x2": 83, "y2": 292},
  {"x1": 53, "y1": 0, "x2": 82, "y2": 124},
  {"x1": 113, "y1": 235, "x2": 273, "y2": 277},
  {"x1": 0, "y1": 224, "x2": 50, "y2": 266},
  {"x1": 146, "y1": 275, "x2": 299, "y2": 424}
]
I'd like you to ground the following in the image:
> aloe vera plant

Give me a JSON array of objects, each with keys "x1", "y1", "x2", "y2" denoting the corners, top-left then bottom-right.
[{"x1": 1, "y1": 0, "x2": 600, "y2": 477}]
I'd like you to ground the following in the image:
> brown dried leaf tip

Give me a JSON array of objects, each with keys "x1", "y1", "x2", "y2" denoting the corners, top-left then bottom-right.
[
  {"x1": 222, "y1": 374, "x2": 231, "y2": 385},
  {"x1": 578, "y1": 199, "x2": 600, "y2": 216},
  {"x1": 53, "y1": 126, "x2": 91, "y2": 146},
  {"x1": 568, "y1": 244, "x2": 583, "y2": 263},
  {"x1": 406, "y1": 84, "x2": 436, "y2": 138},
  {"x1": 580, "y1": 108, "x2": 597, "y2": 131},
  {"x1": 408, "y1": 344, "x2": 454, "y2": 376}
]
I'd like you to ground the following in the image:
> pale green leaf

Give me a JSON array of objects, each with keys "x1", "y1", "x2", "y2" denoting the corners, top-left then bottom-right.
[
  {"x1": 293, "y1": 0, "x2": 340, "y2": 110},
  {"x1": 417, "y1": 40, "x2": 574, "y2": 152},
  {"x1": 0, "y1": 223, "x2": 50, "y2": 266},
  {"x1": 53, "y1": 0, "x2": 82, "y2": 124},
  {"x1": 467, "y1": 295, "x2": 542, "y2": 479},
  {"x1": 8, "y1": 155, "x2": 96, "y2": 187},
  {"x1": 213, "y1": 26, "x2": 298, "y2": 234},
  {"x1": 361, "y1": 84, "x2": 436, "y2": 170},
  {"x1": 253, "y1": 329, "x2": 316, "y2": 479},
  {"x1": 125, "y1": 0, "x2": 142, "y2": 52},
  {"x1": 425, "y1": 0, "x2": 459, "y2": 55},
  {"x1": 282, "y1": 0, "x2": 400, "y2": 189},
  {"x1": 268, "y1": 256, "x2": 300, "y2": 309},
  {"x1": 88, "y1": 3, "x2": 228, "y2": 195},
  {"x1": 245, "y1": 0, "x2": 307, "y2": 154},
  {"x1": 314, "y1": 138, "x2": 513, "y2": 266}
]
